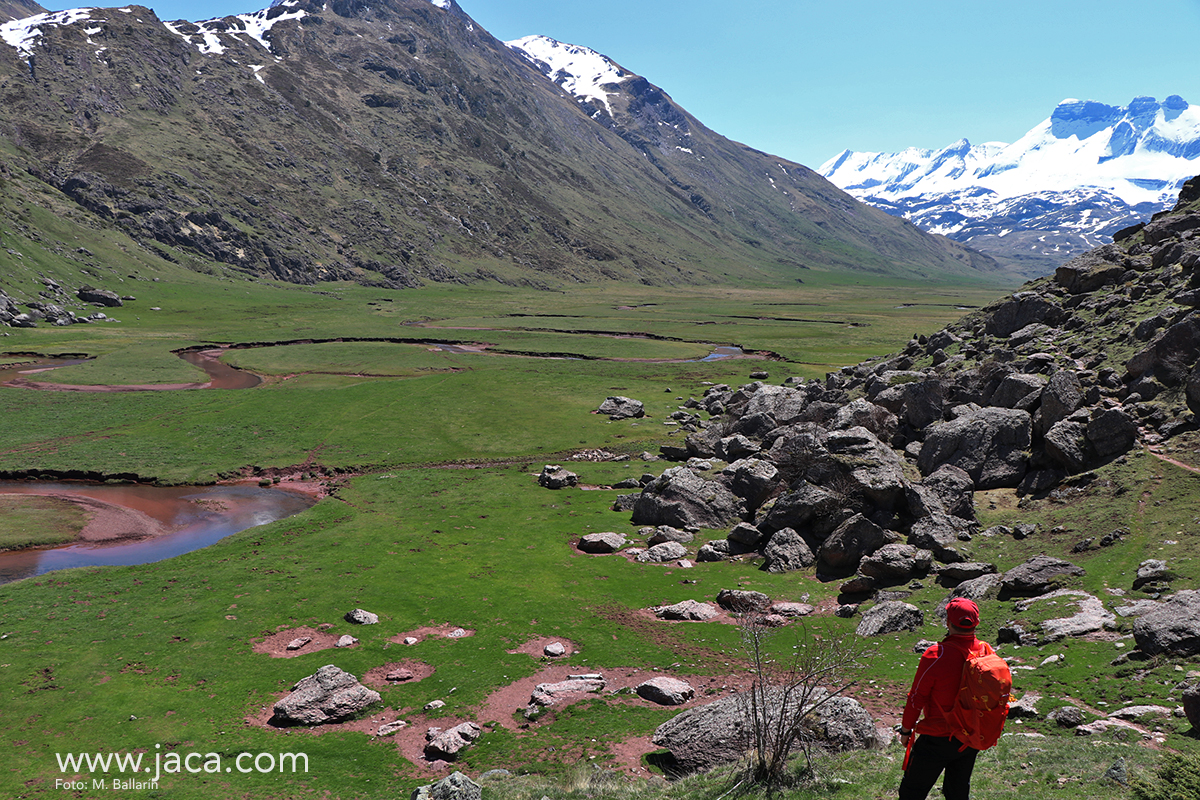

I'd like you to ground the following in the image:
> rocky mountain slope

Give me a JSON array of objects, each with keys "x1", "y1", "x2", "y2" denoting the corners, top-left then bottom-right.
[
  {"x1": 821, "y1": 96, "x2": 1200, "y2": 278},
  {"x1": 623, "y1": 175, "x2": 1200, "y2": 599},
  {"x1": 0, "y1": 0, "x2": 1004, "y2": 291}
]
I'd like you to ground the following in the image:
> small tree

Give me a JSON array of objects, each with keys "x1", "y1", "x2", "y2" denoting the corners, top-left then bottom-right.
[{"x1": 735, "y1": 614, "x2": 875, "y2": 792}]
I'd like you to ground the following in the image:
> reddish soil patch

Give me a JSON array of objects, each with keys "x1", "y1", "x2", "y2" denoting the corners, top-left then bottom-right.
[
  {"x1": 72, "y1": 494, "x2": 167, "y2": 542},
  {"x1": 250, "y1": 626, "x2": 346, "y2": 658},
  {"x1": 476, "y1": 663, "x2": 753, "y2": 734},
  {"x1": 506, "y1": 637, "x2": 578, "y2": 658},
  {"x1": 362, "y1": 661, "x2": 436, "y2": 689},
  {"x1": 390, "y1": 624, "x2": 476, "y2": 645}
]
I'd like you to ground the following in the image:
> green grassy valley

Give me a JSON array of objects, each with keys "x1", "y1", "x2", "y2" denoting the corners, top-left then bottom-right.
[{"x1": 0, "y1": 246, "x2": 1197, "y2": 800}]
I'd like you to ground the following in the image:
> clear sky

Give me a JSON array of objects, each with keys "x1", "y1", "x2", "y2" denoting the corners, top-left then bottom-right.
[{"x1": 42, "y1": 0, "x2": 1200, "y2": 169}]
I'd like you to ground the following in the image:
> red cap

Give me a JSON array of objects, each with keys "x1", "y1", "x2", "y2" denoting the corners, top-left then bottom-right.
[{"x1": 946, "y1": 598, "x2": 980, "y2": 630}]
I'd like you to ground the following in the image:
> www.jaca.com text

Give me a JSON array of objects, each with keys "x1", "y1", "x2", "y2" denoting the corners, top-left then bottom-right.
[{"x1": 56, "y1": 745, "x2": 309, "y2": 784}]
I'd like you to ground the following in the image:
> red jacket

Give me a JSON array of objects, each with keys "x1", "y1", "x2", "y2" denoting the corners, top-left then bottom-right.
[{"x1": 902, "y1": 632, "x2": 995, "y2": 737}]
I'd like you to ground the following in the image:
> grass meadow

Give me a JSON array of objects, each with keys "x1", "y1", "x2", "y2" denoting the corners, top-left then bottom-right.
[{"x1": 0, "y1": 259, "x2": 1197, "y2": 799}]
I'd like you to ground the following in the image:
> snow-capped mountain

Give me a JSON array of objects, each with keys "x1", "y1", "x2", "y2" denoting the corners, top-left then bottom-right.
[{"x1": 820, "y1": 96, "x2": 1200, "y2": 275}]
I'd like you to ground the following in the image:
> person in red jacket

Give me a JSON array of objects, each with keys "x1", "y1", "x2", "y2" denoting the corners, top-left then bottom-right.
[{"x1": 897, "y1": 597, "x2": 994, "y2": 800}]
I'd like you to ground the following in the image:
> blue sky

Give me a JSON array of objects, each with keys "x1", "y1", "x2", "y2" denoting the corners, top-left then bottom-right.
[{"x1": 42, "y1": 0, "x2": 1200, "y2": 169}]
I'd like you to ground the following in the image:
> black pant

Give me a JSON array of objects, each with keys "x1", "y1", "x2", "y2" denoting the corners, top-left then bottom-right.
[{"x1": 898, "y1": 735, "x2": 980, "y2": 800}]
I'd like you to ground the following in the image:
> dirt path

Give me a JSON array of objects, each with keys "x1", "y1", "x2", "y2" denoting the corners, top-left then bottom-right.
[{"x1": 1147, "y1": 445, "x2": 1200, "y2": 475}]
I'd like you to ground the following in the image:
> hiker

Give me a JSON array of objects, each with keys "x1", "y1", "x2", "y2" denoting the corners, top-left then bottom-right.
[{"x1": 897, "y1": 597, "x2": 1008, "y2": 800}]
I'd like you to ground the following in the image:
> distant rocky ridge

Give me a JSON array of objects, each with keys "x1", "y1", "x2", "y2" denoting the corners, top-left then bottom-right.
[
  {"x1": 821, "y1": 96, "x2": 1200, "y2": 277},
  {"x1": 0, "y1": 0, "x2": 1002, "y2": 291}
]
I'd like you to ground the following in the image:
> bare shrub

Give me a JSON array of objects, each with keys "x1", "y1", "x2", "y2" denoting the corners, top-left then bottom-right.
[{"x1": 733, "y1": 615, "x2": 875, "y2": 792}]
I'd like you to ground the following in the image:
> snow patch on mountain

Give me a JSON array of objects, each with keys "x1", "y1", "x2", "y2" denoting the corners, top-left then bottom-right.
[
  {"x1": 164, "y1": 5, "x2": 308, "y2": 57},
  {"x1": 0, "y1": 7, "x2": 95, "y2": 59},
  {"x1": 506, "y1": 35, "x2": 629, "y2": 116}
]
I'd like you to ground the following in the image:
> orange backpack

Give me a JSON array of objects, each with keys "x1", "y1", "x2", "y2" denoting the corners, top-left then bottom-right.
[{"x1": 945, "y1": 643, "x2": 1012, "y2": 751}]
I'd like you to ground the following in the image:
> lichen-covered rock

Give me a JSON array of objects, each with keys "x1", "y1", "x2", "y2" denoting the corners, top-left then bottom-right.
[
  {"x1": 819, "y1": 514, "x2": 897, "y2": 573},
  {"x1": 538, "y1": 464, "x2": 578, "y2": 489},
  {"x1": 578, "y1": 531, "x2": 626, "y2": 554},
  {"x1": 636, "y1": 677, "x2": 695, "y2": 705},
  {"x1": 598, "y1": 396, "x2": 644, "y2": 419},
  {"x1": 1000, "y1": 556, "x2": 1086, "y2": 597},
  {"x1": 1132, "y1": 590, "x2": 1200, "y2": 656},
  {"x1": 917, "y1": 407, "x2": 1031, "y2": 489},
  {"x1": 631, "y1": 466, "x2": 746, "y2": 529},
  {"x1": 424, "y1": 723, "x2": 482, "y2": 761},
  {"x1": 855, "y1": 601, "x2": 923, "y2": 636},
  {"x1": 762, "y1": 527, "x2": 816, "y2": 573},
  {"x1": 271, "y1": 665, "x2": 380, "y2": 725}
]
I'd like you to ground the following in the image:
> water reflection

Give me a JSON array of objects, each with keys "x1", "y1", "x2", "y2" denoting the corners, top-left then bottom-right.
[{"x1": 0, "y1": 482, "x2": 313, "y2": 585}]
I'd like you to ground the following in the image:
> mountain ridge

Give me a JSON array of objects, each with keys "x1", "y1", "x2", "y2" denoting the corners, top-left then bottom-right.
[
  {"x1": 821, "y1": 96, "x2": 1200, "y2": 277},
  {"x1": 0, "y1": 0, "x2": 1006, "y2": 291}
]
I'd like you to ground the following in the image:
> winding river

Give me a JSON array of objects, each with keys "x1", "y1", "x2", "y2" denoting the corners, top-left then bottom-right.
[{"x1": 0, "y1": 482, "x2": 314, "y2": 585}]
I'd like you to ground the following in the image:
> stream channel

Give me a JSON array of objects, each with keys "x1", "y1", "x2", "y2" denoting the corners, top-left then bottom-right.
[{"x1": 0, "y1": 482, "x2": 315, "y2": 585}]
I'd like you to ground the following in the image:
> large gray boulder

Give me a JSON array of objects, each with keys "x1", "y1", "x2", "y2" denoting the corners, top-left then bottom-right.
[
  {"x1": 1044, "y1": 418, "x2": 1090, "y2": 473},
  {"x1": 411, "y1": 771, "x2": 481, "y2": 800},
  {"x1": 1000, "y1": 555, "x2": 1086, "y2": 597},
  {"x1": 538, "y1": 464, "x2": 578, "y2": 489},
  {"x1": 856, "y1": 601, "x2": 923, "y2": 636},
  {"x1": 832, "y1": 398, "x2": 898, "y2": 441},
  {"x1": 1126, "y1": 316, "x2": 1200, "y2": 380},
  {"x1": 948, "y1": 573, "x2": 1003, "y2": 603},
  {"x1": 761, "y1": 527, "x2": 816, "y2": 573},
  {"x1": 647, "y1": 525, "x2": 695, "y2": 545},
  {"x1": 652, "y1": 689, "x2": 876, "y2": 773},
  {"x1": 716, "y1": 589, "x2": 771, "y2": 612},
  {"x1": 742, "y1": 384, "x2": 810, "y2": 428},
  {"x1": 271, "y1": 665, "x2": 381, "y2": 725},
  {"x1": 858, "y1": 543, "x2": 933, "y2": 584},
  {"x1": 651, "y1": 692, "x2": 756, "y2": 773},
  {"x1": 757, "y1": 481, "x2": 848, "y2": 539},
  {"x1": 905, "y1": 464, "x2": 975, "y2": 520},
  {"x1": 984, "y1": 292, "x2": 1064, "y2": 337},
  {"x1": 825, "y1": 426, "x2": 907, "y2": 508},
  {"x1": 598, "y1": 396, "x2": 645, "y2": 419},
  {"x1": 1132, "y1": 590, "x2": 1200, "y2": 656},
  {"x1": 636, "y1": 677, "x2": 695, "y2": 706},
  {"x1": 654, "y1": 600, "x2": 720, "y2": 621},
  {"x1": 1183, "y1": 683, "x2": 1200, "y2": 730},
  {"x1": 990, "y1": 373, "x2": 1046, "y2": 409},
  {"x1": 636, "y1": 541, "x2": 688, "y2": 563},
  {"x1": 77, "y1": 285, "x2": 123, "y2": 307},
  {"x1": 917, "y1": 407, "x2": 1031, "y2": 489},
  {"x1": 1039, "y1": 371, "x2": 1084, "y2": 434},
  {"x1": 1086, "y1": 409, "x2": 1138, "y2": 461},
  {"x1": 578, "y1": 531, "x2": 627, "y2": 554},
  {"x1": 803, "y1": 695, "x2": 880, "y2": 753},
  {"x1": 819, "y1": 514, "x2": 897, "y2": 573},
  {"x1": 424, "y1": 722, "x2": 482, "y2": 761},
  {"x1": 530, "y1": 677, "x2": 607, "y2": 707},
  {"x1": 632, "y1": 467, "x2": 746, "y2": 529},
  {"x1": 720, "y1": 458, "x2": 780, "y2": 508},
  {"x1": 907, "y1": 513, "x2": 973, "y2": 564},
  {"x1": 873, "y1": 377, "x2": 948, "y2": 430}
]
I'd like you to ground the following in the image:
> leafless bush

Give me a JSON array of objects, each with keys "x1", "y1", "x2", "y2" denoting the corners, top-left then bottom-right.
[{"x1": 733, "y1": 616, "x2": 875, "y2": 793}]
